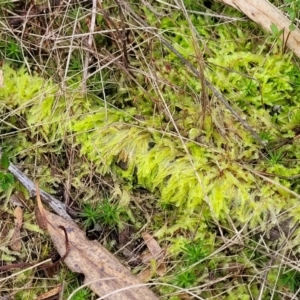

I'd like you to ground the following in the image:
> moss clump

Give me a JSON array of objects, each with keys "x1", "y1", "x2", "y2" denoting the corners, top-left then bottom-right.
[{"x1": 1, "y1": 3, "x2": 300, "y2": 298}]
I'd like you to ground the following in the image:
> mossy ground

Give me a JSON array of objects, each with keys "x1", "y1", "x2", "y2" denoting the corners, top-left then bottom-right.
[{"x1": 1, "y1": 0, "x2": 300, "y2": 299}]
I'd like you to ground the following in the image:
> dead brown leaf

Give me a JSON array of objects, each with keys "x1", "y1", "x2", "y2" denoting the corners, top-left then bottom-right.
[
  {"x1": 13, "y1": 206, "x2": 23, "y2": 228},
  {"x1": 142, "y1": 233, "x2": 164, "y2": 261},
  {"x1": 9, "y1": 192, "x2": 28, "y2": 209},
  {"x1": 36, "y1": 284, "x2": 62, "y2": 300},
  {"x1": 156, "y1": 262, "x2": 167, "y2": 277},
  {"x1": 35, "y1": 207, "x2": 48, "y2": 230},
  {"x1": 141, "y1": 251, "x2": 155, "y2": 264},
  {"x1": 44, "y1": 210, "x2": 158, "y2": 300},
  {"x1": 35, "y1": 183, "x2": 48, "y2": 230},
  {"x1": 137, "y1": 267, "x2": 153, "y2": 283},
  {"x1": 138, "y1": 233, "x2": 167, "y2": 280},
  {"x1": 10, "y1": 206, "x2": 23, "y2": 251}
]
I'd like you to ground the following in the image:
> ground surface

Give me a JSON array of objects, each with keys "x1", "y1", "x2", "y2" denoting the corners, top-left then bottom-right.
[{"x1": 1, "y1": 1, "x2": 300, "y2": 299}]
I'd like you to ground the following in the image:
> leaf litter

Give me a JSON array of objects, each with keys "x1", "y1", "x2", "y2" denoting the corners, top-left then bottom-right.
[
  {"x1": 36, "y1": 181, "x2": 158, "y2": 300},
  {"x1": 44, "y1": 209, "x2": 159, "y2": 300},
  {"x1": 138, "y1": 233, "x2": 167, "y2": 282},
  {"x1": 9, "y1": 206, "x2": 23, "y2": 252}
]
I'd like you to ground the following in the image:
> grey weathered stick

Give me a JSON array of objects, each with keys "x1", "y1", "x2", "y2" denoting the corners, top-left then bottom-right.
[{"x1": 8, "y1": 163, "x2": 72, "y2": 220}]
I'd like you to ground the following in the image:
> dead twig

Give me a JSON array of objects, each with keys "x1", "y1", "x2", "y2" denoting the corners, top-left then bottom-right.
[{"x1": 8, "y1": 163, "x2": 72, "y2": 220}]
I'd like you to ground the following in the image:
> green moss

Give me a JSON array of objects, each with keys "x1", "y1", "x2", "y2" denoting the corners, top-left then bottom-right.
[
  {"x1": 1, "y1": 5, "x2": 300, "y2": 298},
  {"x1": 1, "y1": 49, "x2": 300, "y2": 234}
]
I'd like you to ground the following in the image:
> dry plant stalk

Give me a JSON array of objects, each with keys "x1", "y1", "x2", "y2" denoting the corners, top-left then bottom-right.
[{"x1": 177, "y1": 0, "x2": 209, "y2": 128}]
